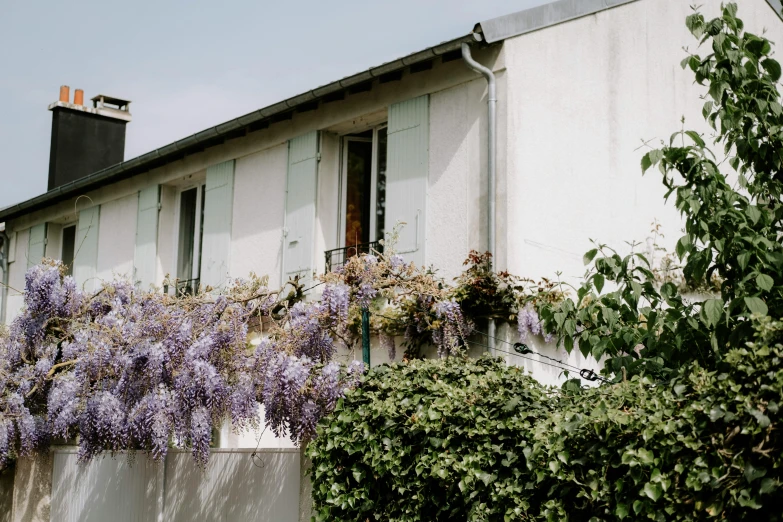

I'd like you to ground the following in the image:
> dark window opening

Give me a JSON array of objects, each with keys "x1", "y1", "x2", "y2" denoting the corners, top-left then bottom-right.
[{"x1": 61, "y1": 225, "x2": 76, "y2": 276}]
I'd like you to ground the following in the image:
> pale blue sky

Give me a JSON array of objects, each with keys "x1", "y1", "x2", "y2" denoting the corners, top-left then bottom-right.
[{"x1": 0, "y1": 0, "x2": 544, "y2": 208}]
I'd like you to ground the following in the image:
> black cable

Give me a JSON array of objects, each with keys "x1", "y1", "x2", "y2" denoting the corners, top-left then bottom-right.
[
  {"x1": 372, "y1": 310, "x2": 606, "y2": 383},
  {"x1": 472, "y1": 327, "x2": 586, "y2": 373}
]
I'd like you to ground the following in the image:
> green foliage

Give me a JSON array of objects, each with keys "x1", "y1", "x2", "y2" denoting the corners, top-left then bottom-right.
[
  {"x1": 450, "y1": 250, "x2": 563, "y2": 323},
  {"x1": 308, "y1": 357, "x2": 554, "y2": 521},
  {"x1": 309, "y1": 318, "x2": 783, "y2": 521},
  {"x1": 537, "y1": 4, "x2": 783, "y2": 379}
]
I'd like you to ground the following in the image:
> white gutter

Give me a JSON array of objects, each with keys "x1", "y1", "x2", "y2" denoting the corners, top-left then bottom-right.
[{"x1": 461, "y1": 42, "x2": 498, "y2": 355}]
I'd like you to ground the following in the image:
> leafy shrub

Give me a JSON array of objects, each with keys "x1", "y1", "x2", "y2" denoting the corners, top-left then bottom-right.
[{"x1": 309, "y1": 318, "x2": 782, "y2": 521}]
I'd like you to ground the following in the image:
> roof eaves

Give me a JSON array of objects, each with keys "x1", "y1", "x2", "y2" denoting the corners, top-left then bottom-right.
[
  {"x1": 0, "y1": 32, "x2": 480, "y2": 224},
  {"x1": 767, "y1": 0, "x2": 783, "y2": 21},
  {"x1": 478, "y1": 0, "x2": 639, "y2": 43}
]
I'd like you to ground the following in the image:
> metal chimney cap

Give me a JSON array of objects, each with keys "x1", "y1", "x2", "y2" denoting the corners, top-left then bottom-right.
[{"x1": 90, "y1": 94, "x2": 131, "y2": 110}]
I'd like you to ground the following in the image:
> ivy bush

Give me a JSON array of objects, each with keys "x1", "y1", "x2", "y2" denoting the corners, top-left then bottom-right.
[{"x1": 309, "y1": 317, "x2": 782, "y2": 521}]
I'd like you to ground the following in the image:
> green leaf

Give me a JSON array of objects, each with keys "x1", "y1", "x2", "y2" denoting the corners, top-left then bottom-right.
[
  {"x1": 684, "y1": 130, "x2": 705, "y2": 147},
  {"x1": 756, "y1": 273, "x2": 774, "y2": 291},
  {"x1": 738, "y1": 251, "x2": 752, "y2": 271},
  {"x1": 745, "y1": 461, "x2": 767, "y2": 483},
  {"x1": 746, "y1": 205, "x2": 762, "y2": 225},
  {"x1": 643, "y1": 482, "x2": 663, "y2": 501},
  {"x1": 760, "y1": 478, "x2": 776, "y2": 494},
  {"x1": 703, "y1": 299, "x2": 723, "y2": 327},
  {"x1": 594, "y1": 274, "x2": 605, "y2": 294},
  {"x1": 744, "y1": 297, "x2": 768, "y2": 316},
  {"x1": 583, "y1": 248, "x2": 598, "y2": 265},
  {"x1": 763, "y1": 58, "x2": 782, "y2": 82},
  {"x1": 641, "y1": 150, "x2": 663, "y2": 173},
  {"x1": 676, "y1": 235, "x2": 691, "y2": 260},
  {"x1": 616, "y1": 503, "x2": 630, "y2": 519},
  {"x1": 637, "y1": 448, "x2": 655, "y2": 466}
]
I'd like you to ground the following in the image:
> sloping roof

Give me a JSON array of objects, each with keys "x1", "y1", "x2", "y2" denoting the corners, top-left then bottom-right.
[{"x1": 2, "y1": 0, "x2": 781, "y2": 223}]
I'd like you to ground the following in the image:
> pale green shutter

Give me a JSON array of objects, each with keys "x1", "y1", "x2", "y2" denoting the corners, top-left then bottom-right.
[
  {"x1": 27, "y1": 223, "x2": 47, "y2": 269},
  {"x1": 134, "y1": 185, "x2": 160, "y2": 288},
  {"x1": 201, "y1": 160, "x2": 235, "y2": 289},
  {"x1": 386, "y1": 95, "x2": 429, "y2": 266},
  {"x1": 74, "y1": 206, "x2": 100, "y2": 291},
  {"x1": 284, "y1": 131, "x2": 318, "y2": 284}
]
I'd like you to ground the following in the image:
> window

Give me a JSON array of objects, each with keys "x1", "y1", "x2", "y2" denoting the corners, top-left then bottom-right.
[
  {"x1": 340, "y1": 125, "x2": 388, "y2": 247},
  {"x1": 61, "y1": 225, "x2": 76, "y2": 276},
  {"x1": 176, "y1": 185, "x2": 205, "y2": 294}
]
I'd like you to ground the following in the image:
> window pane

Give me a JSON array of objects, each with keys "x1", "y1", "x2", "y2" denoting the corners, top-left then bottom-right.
[
  {"x1": 375, "y1": 127, "x2": 387, "y2": 242},
  {"x1": 177, "y1": 188, "x2": 198, "y2": 281},
  {"x1": 344, "y1": 140, "x2": 373, "y2": 247},
  {"x1": 61, "y1": 225, "x2": 76, "y2": 277}
]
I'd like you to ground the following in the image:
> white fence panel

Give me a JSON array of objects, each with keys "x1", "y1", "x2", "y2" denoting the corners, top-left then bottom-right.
[
  {"x1": 164, "y1": 449, "x2": 300, "y2": 522},
  {"x1": 51, "y1": 451, "x2": 160, "y2": 522},
  {"x1": 48, "y1": 448, "x2": 300, "y2": 522}
]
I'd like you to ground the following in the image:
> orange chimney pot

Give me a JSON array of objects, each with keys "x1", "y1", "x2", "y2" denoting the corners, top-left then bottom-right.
[
  {"x1": 59, "y1": 85, "x2": 70, "y2": 103},
  {"x1": 74, "y1": 89, "x2": 84, "y2": 106}
]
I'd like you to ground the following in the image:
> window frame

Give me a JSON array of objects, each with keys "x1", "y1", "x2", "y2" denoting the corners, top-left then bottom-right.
[
  {"x1": 60, "y1": 223, "x2": 77, "y2": 276},
  {"x1": 338, "y1": 123, "x2": 388, "y2": 248},
  {"x1": 174, "y1": 183, "x2": 206, "y2": 283}
]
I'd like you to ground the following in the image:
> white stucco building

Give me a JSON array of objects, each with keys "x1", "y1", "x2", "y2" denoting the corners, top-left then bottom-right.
[{"x1": 1, "y1": 0, "x2": 781, "y2": 520}]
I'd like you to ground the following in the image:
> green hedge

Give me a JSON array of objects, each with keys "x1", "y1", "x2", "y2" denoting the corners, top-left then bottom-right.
[{"x1": 308, "y1": 319, "x2": 782, "y2": 521}]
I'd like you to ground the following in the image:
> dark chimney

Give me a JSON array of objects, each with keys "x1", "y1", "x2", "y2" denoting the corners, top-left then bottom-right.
[{"x1": 47, "y1": 87, "x2": 132, "y2": 190}]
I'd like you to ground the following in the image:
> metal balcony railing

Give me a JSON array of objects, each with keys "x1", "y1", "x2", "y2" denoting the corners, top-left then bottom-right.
[
  {"x1": 163, "y1": 278, "x2": 200, "y2": 297},
  {"x1": 325, "y1": 241, "x2": 382, "y2": 273}
]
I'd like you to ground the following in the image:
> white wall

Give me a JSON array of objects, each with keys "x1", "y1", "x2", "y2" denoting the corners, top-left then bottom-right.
[
  {"x1": 96, "y1": 193, "x2": 137, "y2": 282},
  {"x1": 503, "y1": 0, "x2": 783, "y2": 286}
]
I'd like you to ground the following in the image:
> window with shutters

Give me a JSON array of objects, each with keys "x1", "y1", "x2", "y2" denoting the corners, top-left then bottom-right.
[{"x1": 175, "y1": 185, "x2": 205, "y2": 295}]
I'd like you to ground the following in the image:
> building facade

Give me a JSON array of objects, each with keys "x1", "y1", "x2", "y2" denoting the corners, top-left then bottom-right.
[{"x1": 1, "y1": 0, "x2": 782, "y2": 518}]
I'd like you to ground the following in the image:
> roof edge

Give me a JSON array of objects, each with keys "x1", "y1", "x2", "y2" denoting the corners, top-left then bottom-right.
[
  {"x1": 478, "y1": 0, "x2": 639, "y2": 43},
  {"x1": 0, "y1": 33, "x2": 481, "y2": 224},
  {"x1": 767, "y1": 0, "x2": 783, "y2": 22}
]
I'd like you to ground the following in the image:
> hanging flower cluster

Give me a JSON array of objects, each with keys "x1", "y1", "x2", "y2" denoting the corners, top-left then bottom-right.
[
  {"x1": 0, "y1": 261, "x2": 364, "y2": 468},
  {"x1": 0, "y1": 244, "x2": 506, "y2": 469}
]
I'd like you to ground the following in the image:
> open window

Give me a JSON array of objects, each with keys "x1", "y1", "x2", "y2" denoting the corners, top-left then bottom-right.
[
  {"x1": 328, "y1": 125, "x2": 387, "y2": 271},
  {"x1": 175, "y1": 185, "x2": 205, "y2": 295},
  {"x1": 61, "y1": 224, "x2": 76, "y2": 277}
]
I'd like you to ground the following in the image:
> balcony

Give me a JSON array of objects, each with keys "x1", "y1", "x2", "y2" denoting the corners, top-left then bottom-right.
[
  {"x1": 324, "y1": 241, "x2": 382, "y2": 273},
  {"x1": 163, "y1": 278, "x2": 200, "y2": 297}
]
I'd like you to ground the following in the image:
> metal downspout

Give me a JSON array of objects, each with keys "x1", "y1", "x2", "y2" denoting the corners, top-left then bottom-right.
[
  {"x1": 461, "y1": 42, "x2": 498, "y2": 355},
  {"x1": 1, "y1": 230, "x2": 8, "y2": 324}
]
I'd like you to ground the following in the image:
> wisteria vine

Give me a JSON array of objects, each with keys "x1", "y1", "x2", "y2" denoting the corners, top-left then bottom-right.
[{"x1": 0, "y1": 248, "x2": 483, "y2": 469}]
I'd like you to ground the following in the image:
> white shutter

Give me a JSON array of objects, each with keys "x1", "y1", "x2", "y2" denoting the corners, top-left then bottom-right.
[
  {"x1": 201, "y1": 160, "x2": 235, "y2": 290},
  {"x1": 284, "y1": 131, "x2": 319, "y2": 284},
  {"x1": 386, "y1": 95, "x2": 429, "y2": 266},
  {"x1": 27, "y1": 223, "x2": 47, "y2": 269},
  {"x1": 134, "y1": 185, "x2": 160, "y2": 289},
  {"x1": 74, "y1": 206, "x2": 100, "y2": 291}
]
